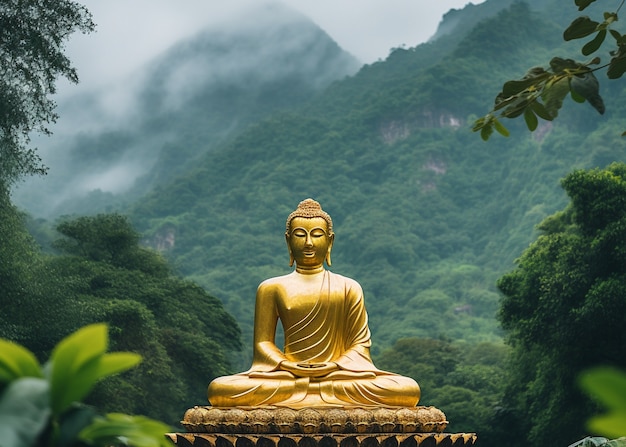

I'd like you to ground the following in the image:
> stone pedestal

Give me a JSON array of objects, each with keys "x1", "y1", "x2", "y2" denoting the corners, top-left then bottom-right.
[{"x1": 168, "y1": 406, "x2": 477, "y2": 447}]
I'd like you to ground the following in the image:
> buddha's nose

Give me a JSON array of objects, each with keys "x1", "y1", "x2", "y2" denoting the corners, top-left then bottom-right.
[{"x1": 304, "y1": 234, "x2": 313, "y2": 246}]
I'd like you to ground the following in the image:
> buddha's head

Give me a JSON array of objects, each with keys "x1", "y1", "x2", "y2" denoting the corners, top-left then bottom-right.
[{"x1": 285, "y1": 198, "x2": 334, "y2": 269}]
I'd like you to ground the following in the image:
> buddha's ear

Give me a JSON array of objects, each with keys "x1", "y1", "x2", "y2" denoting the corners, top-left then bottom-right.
[
  {"x1": 326, "y1": 233, "x2": 335, "y2": 266},
  {"x1": 286, "y1": 232, "x2": 294, "y2": 267}
]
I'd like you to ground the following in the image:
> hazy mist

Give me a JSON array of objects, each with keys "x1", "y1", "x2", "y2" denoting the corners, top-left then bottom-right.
[{"x1": 13, "y1": 3, "x2": 360, "y2": 218}]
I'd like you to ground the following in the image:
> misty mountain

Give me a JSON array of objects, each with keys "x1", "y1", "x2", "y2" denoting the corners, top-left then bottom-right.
[
  {"x1": 120, "y1": 0, "x2": 626, "y2": 357},
  {"x1": 13, "y1": 2, "x2": 359, "y2": 217}
]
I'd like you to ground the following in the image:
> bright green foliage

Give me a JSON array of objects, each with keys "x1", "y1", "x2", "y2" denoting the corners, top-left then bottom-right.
[
  {"x1": 474, "y1": 0, "x2": 626, "y2": 139},
  {"x1": 0, "y1": 323, "x2": 172, "y2": 447},
  {"x1": 0, "y1": 339, "x2": 43, "y2": 381},
  {"x1": 496, "y1": 163, "x2": 626, "y2": 446},
  {"x1": 79, "y1": 413, "x2": 173, "y2": 447},
  {"x1": 580, "y1": 367, "x2": 626, "y2": 439},
  {"x1": 48, "y1": 324, "x2": 141, "y2": 416},
  {"x1": 0, "y1": 0, "x2": 95, "y2": 184}
]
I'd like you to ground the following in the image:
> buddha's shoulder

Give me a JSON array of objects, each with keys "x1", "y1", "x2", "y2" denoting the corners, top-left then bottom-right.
[
  {"x1": 329, "y1": 271, "x2": 363, "y2": 290},
  {"x1": 257, "y1": 274, "x2": 292, "y2": 290}
]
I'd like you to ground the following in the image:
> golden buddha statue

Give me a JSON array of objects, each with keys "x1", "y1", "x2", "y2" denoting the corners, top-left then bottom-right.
[{"x1": 208, "y1": 199, "x2": 420, "y2": 408}]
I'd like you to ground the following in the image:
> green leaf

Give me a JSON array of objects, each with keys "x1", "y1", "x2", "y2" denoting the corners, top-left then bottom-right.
[
  {"x1": 49, "y1": 324, "x2": 109, "y2": 415},
  {"x1": 530, "y1": 101, "x2": 554, "y2": 121},
  {"x1": 480, "y1": 123, "x2": 493, "y2": 141},
  {"x1": 588, "y1": 412, "x2": 626, "y2": 439},
  {"x1": 499, "y1": 68, "x2": 549, "y2": 99},
  {"x1": 571, "y1": 89, "x2": 586, "y2": 103},
  {"x1": 0, "y1": 339, "x2": 43, "y2": 382},
  {"x1": 493, "y1": 119, "x2": 510, "y2": 137},
  {"x1": 575, "y1": 0, "x2": 597, "y2": 11},
  {"x1": 501, "y1": 78, "x2": 538, "y2": 97},
  {"x1": 471, "y1": 115, "x2": 487, "y2": 132},
  {"x1": 610, "y1": 29, "x2": 622, "y2": 40},
  {"x1": 502, "y1": 99, "x2": 530, "y2": 118},
  {"x1": 564, "y1": 16, "x2": 600, "y2": 41},
  {"x1": 49, "y1": 324, "x2": 108, "y2": 381},
  {"x1": 608, "y1": 51, "x2": 626, "y2": 79},
  {"x1": 494, "y1": 93, "x2": 524, "y2": 112},
  {"x1": 579, "y1": 367, "x2": 626, "y2": 411},
  {"x1": 582, "y1": 29, "x2": 607, "y2": 56},
  {"x1": 541, "y1": 77, "x2": 570, "y2": 118},
  {"x1": 97, "y1": 352, "x2": 142, "y2": 380},
  {"x1": 524, "y1": 107, "x2": 538, "y2": 131},
  {"x1": 47, "y1": 324, "x2": 141, "y2": 415},
  {"x1": 79, "y1": 413, "x2": 173, "y2": 447},
  {"x1": 579, "y1": 367, "x2": 626, "y2": 438},
  {"x1": 58, "y1": 404, "x2": 98, "y2": 447},
  {"x1": 570, "y1": 71, "x2": 605, "y2": 113},
  {"x1": 50, "y1": 356, "x2": 102, "y2": 416},
  {"x1": 549, "y1": 57, "x2": 583, "y2": 73},
  {"x1": 0, "y1": 377, "x2": 51, "y2": 447}
]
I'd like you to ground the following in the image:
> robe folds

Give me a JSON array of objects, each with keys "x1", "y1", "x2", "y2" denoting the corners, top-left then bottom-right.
[{"x1": 208, "y1": 270, "x2": 420, "y2": 408}]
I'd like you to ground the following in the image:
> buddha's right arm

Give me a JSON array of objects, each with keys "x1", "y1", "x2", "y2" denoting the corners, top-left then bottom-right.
[{"x1": 251, "y1": 283, "x2": 286, "y2": 370}]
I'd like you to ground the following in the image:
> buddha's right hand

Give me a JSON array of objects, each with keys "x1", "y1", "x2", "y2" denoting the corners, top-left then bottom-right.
[{"x1": 280, "y1": 360, "x2": 339, "y2": 378}]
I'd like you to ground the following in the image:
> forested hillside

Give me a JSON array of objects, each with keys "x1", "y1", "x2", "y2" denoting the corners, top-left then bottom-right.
[
  {"x1": 125, "y1": 0, "x2": 626, "y2": 361},
  {"x1": 19, "y1": 0, "x2": 626, "y2": 359},
  {"x1": 6, "y1": 0, "x2": 626, "y2": 442}
]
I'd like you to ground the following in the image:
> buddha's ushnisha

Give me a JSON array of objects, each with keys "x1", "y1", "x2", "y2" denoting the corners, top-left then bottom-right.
[{"x1": 208, "y1": 199, "x2": 420, "y2": 408}]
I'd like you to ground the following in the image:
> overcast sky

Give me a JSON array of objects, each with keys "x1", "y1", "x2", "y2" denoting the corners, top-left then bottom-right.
[{"x1": 62, "y1": 0, "x2": 484, "y2": 95}]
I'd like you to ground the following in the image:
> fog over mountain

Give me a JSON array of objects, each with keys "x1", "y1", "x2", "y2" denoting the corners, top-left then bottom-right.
[{"x1": 14, "y1": 3, "x2": 360, "y2": 217}]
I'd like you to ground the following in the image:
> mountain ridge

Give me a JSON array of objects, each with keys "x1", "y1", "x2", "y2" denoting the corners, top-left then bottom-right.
[{"x1": 20, "y1": 0, "x2": 626, "y2": 359}]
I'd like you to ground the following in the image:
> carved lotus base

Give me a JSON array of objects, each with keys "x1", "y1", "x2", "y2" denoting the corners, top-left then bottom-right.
[
  {"x1": 166, "y1": 432, "x2": 478, "y2": 447},
  {"x1": 171, "y1": 406, "x2": 476, "y2": 446},
  {"x1": 181, "y1": 406, "x2": 449, "y2": 435}
]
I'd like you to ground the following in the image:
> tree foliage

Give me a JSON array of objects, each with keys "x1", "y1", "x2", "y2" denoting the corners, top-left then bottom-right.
[
  {"x1": 495, "y1": 163, "x2": 626, "y2": 446},
  {"x1": 0, "y1": 323, "x2": 173, "y2": 447},
  {"x1": 376, "y1": 337, "x2": 508, "y2": 436},
  {"x1": 0, "y1": 0, "x2": 94, "y2": 184},
  {"x1": 473, "y1": 0, "x2": 625, "y2": 139},
  {"x1": 0, "y1": 209, "x2": 242, "y2": 424}
]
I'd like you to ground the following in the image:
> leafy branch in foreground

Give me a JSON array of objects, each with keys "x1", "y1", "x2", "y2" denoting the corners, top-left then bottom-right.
[
  {"x1": 0, "y1": 323, "x2": 173, "y2": 447},
  {"x1": 566, "y1": 367, "x2": 626, "y2": 447},
  {"x1": 474, "y1": 0, "x2": 625, "y2": 140}
]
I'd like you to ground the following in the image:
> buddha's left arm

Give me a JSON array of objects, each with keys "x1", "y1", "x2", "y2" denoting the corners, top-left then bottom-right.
[{"x1": 333, "y1": 280, "x2": 377, "y2": 372}]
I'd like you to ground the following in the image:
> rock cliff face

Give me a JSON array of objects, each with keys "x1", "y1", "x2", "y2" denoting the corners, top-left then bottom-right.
[{"x1": 380, "y1": 112, "x2": 463, "y2": 144}]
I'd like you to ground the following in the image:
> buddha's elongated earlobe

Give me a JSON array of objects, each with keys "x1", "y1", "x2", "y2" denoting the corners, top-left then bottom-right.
[
  {"x1": 286, "y1": 232, "x2": 294, "y2": 267},
  {"x1": 325, "y1": 233, "x2": 335, "y2": 266}
]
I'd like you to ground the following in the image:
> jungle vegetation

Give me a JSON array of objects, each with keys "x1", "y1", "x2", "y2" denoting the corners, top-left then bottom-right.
[{"x1": 3, "y1": 1, "x2": 626, "y2": 446}]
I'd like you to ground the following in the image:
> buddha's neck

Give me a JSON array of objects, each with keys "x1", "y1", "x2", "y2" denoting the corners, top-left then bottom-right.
[{"x1": 295, "y1": 265, "x2": 325, "y2": 275}]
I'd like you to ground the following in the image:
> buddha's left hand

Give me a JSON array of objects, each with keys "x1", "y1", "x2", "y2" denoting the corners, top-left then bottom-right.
[{"x1": 280, "y1": 360, "x2": 339, "y2": 377}]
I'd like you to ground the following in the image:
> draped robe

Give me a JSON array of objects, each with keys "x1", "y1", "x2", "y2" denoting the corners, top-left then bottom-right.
[{"x1": 208, "y1": 270, "x2": 420, "y2": 408}]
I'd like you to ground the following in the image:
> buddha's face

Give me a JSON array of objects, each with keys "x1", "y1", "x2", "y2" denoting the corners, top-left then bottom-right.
[{"x1": 286, "y1": 217, "x2": 334, "y2": 269}]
